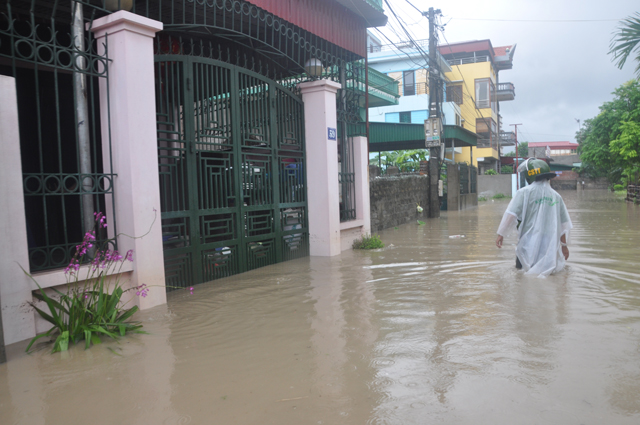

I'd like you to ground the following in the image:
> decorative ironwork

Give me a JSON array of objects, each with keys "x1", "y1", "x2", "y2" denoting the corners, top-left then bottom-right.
[
  {"x1": 156, "y1": 56, "x2": 308, "y2": 289},
  {"x1": 1, "y1": 0, "x2": 115, "y2": 271}
]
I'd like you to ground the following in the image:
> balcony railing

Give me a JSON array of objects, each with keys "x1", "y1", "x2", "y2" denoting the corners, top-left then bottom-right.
[
  {"x1": 369, "y1": 39, "x2": 429, "y2": 53},
  {"x1": 445, "y1": 55, "x2": 491, "y2": 66},
  {"x1": 368, "y1": 67, "x2": 400, "y2": 98},
  {"x1": 496, "y1": 82, "x2": 515, "y2": 101},
  {"x1": 499, "y1": 131, "x2": 516, "y2": 146},
  {"x1": 477, "y1": 138, "x2": 498, "y2": 150},
  {"x1": 402, "y1": 81, "x2": 428, "y2": 96}
]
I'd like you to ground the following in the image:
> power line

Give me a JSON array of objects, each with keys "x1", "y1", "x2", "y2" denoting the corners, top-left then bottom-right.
[
  {"x1": 403, "y1": 0, "x2": 422, "y2": 14},
  {"x1": 451, "y1": 17, "x2": 621, "y2": 23}
]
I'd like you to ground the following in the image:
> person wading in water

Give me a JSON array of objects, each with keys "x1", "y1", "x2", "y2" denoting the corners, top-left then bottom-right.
[{"x1": 495, "y1": 158, "x2": 572, "y2": 277}]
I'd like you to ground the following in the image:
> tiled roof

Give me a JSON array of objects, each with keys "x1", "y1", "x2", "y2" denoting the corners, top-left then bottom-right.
[{"x1": 494, "y1": 45, "x2": 512, "y2": 56}]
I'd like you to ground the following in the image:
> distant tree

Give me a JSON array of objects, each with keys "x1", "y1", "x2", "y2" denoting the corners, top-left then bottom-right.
[
  {"x1": 502, "y1": 142, "x2": 528, "y2": 158},
  {"x1": 517, "y1": 142, "x2": 529, "y2": 158},
  {"x1": 610, "y1": 12, "x2": 640, "y2": 78},
  {"x1": 578, "y1": 80, "x2": 640, "y2": 184}
]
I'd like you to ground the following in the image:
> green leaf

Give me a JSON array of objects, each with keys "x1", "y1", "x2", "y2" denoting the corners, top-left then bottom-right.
[
  {"x1": 25, "y1": 328, "x2": 56, "y2": 353},
  {"x1": 53, "y1": 331, "x2": 69, "y2": 353},
  {"x1": 417, "y1": 220, "x2": 425, "y2": 225},
  {"x1": 91, "y1": 333, "x2": 101, "y2": 346}
]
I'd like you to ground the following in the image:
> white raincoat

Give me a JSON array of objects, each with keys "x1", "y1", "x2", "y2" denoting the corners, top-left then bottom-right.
[{"x1": 497, "y1": 179, "x2": 573, "y2": 277}]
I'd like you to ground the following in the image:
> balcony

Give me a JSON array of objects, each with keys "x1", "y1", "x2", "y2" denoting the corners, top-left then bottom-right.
[
  {"x1": 366, "y1": 67, "x2": 400, "y2": 107},
  {"x1": 496, "y1": 82, "x2": 515, "y2": 101},
  {"x1": 499, "y1": 131, "x2": 516, "y2": 146}
]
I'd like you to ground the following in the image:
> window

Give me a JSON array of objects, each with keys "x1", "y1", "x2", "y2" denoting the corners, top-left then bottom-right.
[
  {"x1": 399, "y1": 111, "x2": 411, "y2": 123},
  {"x1": 403, "y1": 70, "x2": 415, "y2": 96},
  {"x1": 446, "y1": 84, "x2": 463, "y2": 105},
  {"x1": 475, "y1": 79, "x2": 490, "y2": 108}
]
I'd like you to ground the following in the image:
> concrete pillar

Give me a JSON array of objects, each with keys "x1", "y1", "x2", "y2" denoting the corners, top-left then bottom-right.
[
  {"x1": 91, "y1": 12, "x2": 166, "y2": 309},
  {"x1": 298, "y1": 80, "x2": 341, "y2": 256},
  {"x1": 352, "y1": 136, "x2": 371, "y2": 232},
  {"x1": 429, "y1": 158, "x2": 440, "y2": 218},
  {"x1": 0, "y1": 76, "x2": 36, "y2": 346}
]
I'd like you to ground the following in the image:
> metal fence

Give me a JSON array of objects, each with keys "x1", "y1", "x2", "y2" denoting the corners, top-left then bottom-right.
[
  {"x1": 459, "y1": 163, "x2": 469, "y2": 195},
  {"x1": 470, "y1": 165, "x2": 477, "y2": 193},
  {"x1": 1, "y1": 1, "x2": 115, "y2": 271}
]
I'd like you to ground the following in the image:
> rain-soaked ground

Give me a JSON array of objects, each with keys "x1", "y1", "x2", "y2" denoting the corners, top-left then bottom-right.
[{"x1": 2, "y1": 189, "x2": 640, "y2": 425}]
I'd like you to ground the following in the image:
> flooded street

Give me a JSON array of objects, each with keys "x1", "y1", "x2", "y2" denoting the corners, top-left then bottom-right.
[{"x1": 2, "y1": 190, "x2": 640, "y2": 425}]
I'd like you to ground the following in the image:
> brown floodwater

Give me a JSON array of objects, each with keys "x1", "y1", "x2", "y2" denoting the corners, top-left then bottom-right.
[{"x1": 2, "y1": 190, "x2": 640, "y2": 425}]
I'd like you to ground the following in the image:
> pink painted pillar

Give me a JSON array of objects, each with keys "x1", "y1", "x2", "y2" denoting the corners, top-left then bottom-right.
[
  {"x1": 0, "y1": 76, "x2": 35, "y2": 345},
  {"x1": 299, "y1": 80, "x2": 342, "y2": 256},
  {"x1": 91, "y1": 12, "x2": 166, "y2": 309}
]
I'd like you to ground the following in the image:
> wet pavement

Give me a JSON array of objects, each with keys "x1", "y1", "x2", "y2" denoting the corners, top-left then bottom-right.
[{"x1": 1, "y1": 190, "x2": 640, "y2": 425}]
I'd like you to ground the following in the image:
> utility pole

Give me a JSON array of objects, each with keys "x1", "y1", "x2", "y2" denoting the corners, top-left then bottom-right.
[
  {"x1": 510, "y1": 123, "x2": 522, "y2": 190},
  {"x1": 424, "y1": 7, "x2": 441, "y2": 218}
]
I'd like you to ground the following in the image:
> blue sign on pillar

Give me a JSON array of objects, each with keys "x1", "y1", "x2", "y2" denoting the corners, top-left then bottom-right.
[{"x1": 328, "y1": 127, "x2": 337, "y2": 140}]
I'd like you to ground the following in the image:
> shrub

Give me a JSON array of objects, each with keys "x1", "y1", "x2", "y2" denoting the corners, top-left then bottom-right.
[
  {"x1": 478, "y1": 196, "x2": 487, "y2": 202},
  {"x1": 23, "y1": 212, "x2": 149, "y2": 353},
  {"x1": 614, "y1": 184, "x2": 625, "y2": 191},
  {"x1": 485, "y1": 169, "x2": 498, "y2": 175},
  {"x1": 352, "y1": 234, "x2": 384, "y2": 249},
  {"x1": 492, "y1": 193, "x2": 508, "y2": 199},
  {"x1": 501, "y1": 165, "x2": 513, "y2": 174}
]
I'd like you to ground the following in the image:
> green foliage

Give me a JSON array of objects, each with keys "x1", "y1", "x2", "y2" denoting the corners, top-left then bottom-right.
[
  {"x1": 502, "y1": 142, "x2": 528, "y2": 158},
  {"x1": 352, "y1": 234, "x2": 385, "y2": 250},
  {"x1": 501, "y1": 165, "x2": 513, "y2": 174},
  {"x1": 24, "y1": 213, "x2": 149, "y2": 353},
  {"x1": 417, "y1": 220, "x2": 425, "y2": 225},
  {"x1": 578, "y1": 80, "x2": 640, "y2": 184},
  {"x1": 484, "y1": 169, "x2": 497, "y2": 175},
  {"x1": 370, "y1": 149, "x2": 428, "y2": 173},
  {"x1": 609, "y1": 12, "x2": 640, "y2": 78},
  {"x1": 478, "y1": 196, "x2": 487, "y2": 202},
  {"x1": 614, "y1": 184, "x2": 626, "y2": 191},
  {"x1": 492, "y1": 193, "x2": 508, "y2": 199}
]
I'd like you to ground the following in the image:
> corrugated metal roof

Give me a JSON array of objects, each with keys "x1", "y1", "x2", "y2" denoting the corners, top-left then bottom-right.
[
  {"x1": 249, "y1": 0, "x2": 386, "y2": 57},
  {"x1": 368, "y1": 122, "x2": 476, "y2": 151}
]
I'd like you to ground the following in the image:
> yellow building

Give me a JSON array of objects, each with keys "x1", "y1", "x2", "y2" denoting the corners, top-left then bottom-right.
[{"x1": 438, "y1": 40, "x2": 516, "y2": 172}]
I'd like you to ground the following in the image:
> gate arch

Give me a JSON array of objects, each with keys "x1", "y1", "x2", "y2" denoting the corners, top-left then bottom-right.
[{"x1": 155, "y1": 56, "x2": 308, "y2": 289}]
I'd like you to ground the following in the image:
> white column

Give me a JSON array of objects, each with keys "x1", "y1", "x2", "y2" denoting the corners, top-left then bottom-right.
[
  {"x1": 91, "y1": 12, "x2": 166, "y2": 309},
  {"x1": 352, "y1": 136, "x2": 371, "y2": 232},
  {"x1": 299, "y1": 80, "x2": 342, "y2": 256},
  {"x1": 0, "y1": 76, "x2": 36, "y2": 345}
]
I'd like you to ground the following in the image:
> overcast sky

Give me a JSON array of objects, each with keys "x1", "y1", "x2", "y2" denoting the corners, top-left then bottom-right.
[{"x1": 374, "y1": 0, "x2": 638, "y2": 145}]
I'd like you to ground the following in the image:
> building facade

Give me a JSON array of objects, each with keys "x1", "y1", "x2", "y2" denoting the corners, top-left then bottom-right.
[{"x1": 438, "y1": 40, "x2": 516, "y2": 172}]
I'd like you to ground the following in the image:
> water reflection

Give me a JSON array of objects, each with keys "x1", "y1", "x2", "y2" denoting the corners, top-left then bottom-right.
[{"x1": 1, "y1": 190, "x2": 639, "y2": 424}]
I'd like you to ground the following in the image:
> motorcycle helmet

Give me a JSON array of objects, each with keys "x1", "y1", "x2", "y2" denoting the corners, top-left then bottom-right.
[{"x1": 517, "y1": 158, "x2": 556, "y2": 184}]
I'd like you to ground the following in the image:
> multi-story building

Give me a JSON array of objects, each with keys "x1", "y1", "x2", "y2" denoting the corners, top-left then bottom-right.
[
  {"x1": 366, "y1": 35, "x2": 515, "y2": 173},
  {"x1": 367, "y1": 33, "x2": 464, "y2": 151},
  {"x1": 438, "y1": 40, "x2": 516, "y2": 173}
]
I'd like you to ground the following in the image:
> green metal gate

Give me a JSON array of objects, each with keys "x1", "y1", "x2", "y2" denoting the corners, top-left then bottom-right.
[{"x1": 155, "y1": 56, "x2": 308, "y2": 289}]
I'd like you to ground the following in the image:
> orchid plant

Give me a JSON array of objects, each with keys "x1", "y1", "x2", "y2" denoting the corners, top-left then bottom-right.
[{"x1": 24, "y1": 212, "x2": 148, "y2": 353}]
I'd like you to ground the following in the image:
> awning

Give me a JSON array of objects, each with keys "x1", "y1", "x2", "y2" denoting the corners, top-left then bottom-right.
[{"x1": 368, "y1": 122, "x2": 477, "y2": 152}]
